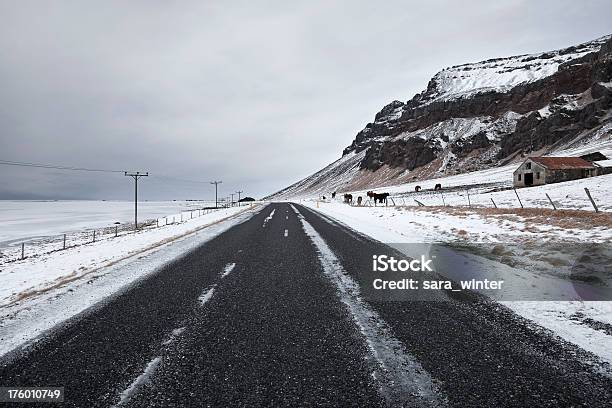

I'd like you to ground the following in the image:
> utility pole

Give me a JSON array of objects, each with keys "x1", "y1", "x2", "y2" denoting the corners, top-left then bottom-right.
[
  {"x1": 236, "y1": 190, "x2": 243, "y2": 206},
  {"x1": 210, "y1": 180, "x2": 222, "y2": 208},
  {"x1": 230, "y1": 193, "x2": 235, "y2": 207},
  {"x1": 125, "y1": 171, "x2": 149, "y2": 230}
]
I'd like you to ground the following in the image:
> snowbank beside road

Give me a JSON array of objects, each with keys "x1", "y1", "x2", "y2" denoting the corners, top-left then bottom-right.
[
  {"x1": 0, "y1": 205, "x2": 260, "y2": 357},
  {"x1": 0, "y1": 200, "x2": 216, "y2": 248},
  {"x1": 300, "y1": 200, "x2": 612, "y2": 366},
  {"x1": 300, "y1": 200, "x2": 612, "y2": 244},
  {"x1": 0, "y1": 205, "x2": 255, "y2": 308}
]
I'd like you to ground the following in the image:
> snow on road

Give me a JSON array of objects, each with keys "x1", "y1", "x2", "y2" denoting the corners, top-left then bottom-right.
[
  {"x1": 292, "y1": 205, "x2": 446, "y2": 406},
  {"x1": 300, "y1": 200, "x2": 612, "y2": 366}
]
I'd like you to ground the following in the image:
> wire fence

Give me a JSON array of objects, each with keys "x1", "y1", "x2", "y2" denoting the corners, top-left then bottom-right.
[
  {"x1": 0, "y1": 206, "x2": 233, "y2": 264},
  {"x1": 333, "y1": 180, "x2": 608, "y2": 214}
]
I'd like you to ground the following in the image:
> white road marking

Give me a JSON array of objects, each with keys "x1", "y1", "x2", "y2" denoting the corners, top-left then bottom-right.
[
  {"x1": 162, "y1": 327, "x2": 186, "y2": 345},
  {"x1": 284, "y1": 229, "x2": 288, "y2": 237},
  {"x1": 262, "y1": 209, "x2": 276, "y2": 228},
  {"x1": 221, "y1": 263, "x2": 236, "y2": 278},
  {"x1": 291, "y1": 204, "x2": 446, "y2": 407},
  {"x1": 114, "y1": 356, "x2": 162, "y2": 406},
  {"x1": 198, "y1": 286, "x2": 216, "y2": 305}
]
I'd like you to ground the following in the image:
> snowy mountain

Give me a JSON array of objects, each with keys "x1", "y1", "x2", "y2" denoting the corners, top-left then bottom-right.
[{"x1": 270, "y1": 34, "x2": 612, "y2": 199}]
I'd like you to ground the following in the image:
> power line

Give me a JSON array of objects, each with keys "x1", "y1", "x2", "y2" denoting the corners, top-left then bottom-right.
[
  {"x1": 0, "y1": 159, "x2": 125, "y2": 173},
  {"x1": 0, "y1": 159, "x2": 217, "y2": 185},
  {"x1": 151, "y1": 175, "x2": 212, "y2": 184}
]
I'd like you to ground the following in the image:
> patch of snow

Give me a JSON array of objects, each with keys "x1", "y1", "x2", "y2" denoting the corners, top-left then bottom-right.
[{"x1": 504, "y1": 301, "x2": 612, "y2": 366}]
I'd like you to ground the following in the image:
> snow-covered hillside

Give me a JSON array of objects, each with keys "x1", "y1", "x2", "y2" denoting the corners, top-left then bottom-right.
[
  {"x1": 425, "y1": 35, "x2": 610, "y2": 102},
  {"x1": 269, "y1": 34, "x2": 612, "y2": 199}
]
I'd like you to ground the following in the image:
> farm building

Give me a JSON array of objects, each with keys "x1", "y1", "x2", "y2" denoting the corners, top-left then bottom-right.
[{"x1": 513, "y1": 157, "x2": 601, "y2": 187}]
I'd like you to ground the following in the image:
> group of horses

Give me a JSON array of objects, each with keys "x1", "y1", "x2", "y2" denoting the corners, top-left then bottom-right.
[
  {"x1": 326, "y1": 183, "x2": 443, "y2": 206},
  {"x1": 327, "y1": 190, "x2": 390, "y2": 206}
]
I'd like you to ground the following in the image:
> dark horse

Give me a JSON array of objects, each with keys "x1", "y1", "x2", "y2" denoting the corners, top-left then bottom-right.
[
  {"x1": 343, "y1": 193, "x2": 353, "y2": 204},
  {"x1": 434, "y1": 183, "x2": 442, "y2": 190},
  {"x1": 331, "y1": 191, "x2": 336, "y2": 199},
  {"x1": 367, "y1": 191, "x2": 389, "y2": 206}
]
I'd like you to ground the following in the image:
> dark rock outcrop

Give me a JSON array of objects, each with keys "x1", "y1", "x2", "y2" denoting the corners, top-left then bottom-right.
[{"x1": 344, "y1": 35, "x2": 612, "y2": 174}]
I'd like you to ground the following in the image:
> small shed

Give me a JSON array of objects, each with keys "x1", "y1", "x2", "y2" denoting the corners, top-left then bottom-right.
[
  {"x1": 594, "y1": 160, "x2": 612, "y2": 175},
  {"x1": 513, "y1": 157, "x2": 598, "y2": 187}
]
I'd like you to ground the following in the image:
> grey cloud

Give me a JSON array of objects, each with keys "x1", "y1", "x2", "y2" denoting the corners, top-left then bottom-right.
[{"x1": 1, "y1": 0, "x2": 611, "y2": 199}]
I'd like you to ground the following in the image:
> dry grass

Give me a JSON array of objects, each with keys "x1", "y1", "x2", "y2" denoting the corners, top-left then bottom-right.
[{"x1": 401, "y1": 205, "x2": 612, "y2": 230}]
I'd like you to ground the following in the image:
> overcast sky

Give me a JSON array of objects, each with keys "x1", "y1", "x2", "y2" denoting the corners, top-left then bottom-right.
[{"x1": 1, "y1": 1, "x2": 611, "y2": 200}]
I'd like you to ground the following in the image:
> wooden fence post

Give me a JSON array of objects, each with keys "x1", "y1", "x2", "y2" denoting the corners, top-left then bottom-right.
[
  {"x1": 21, "y1": 243, "x2": 25, "y2": 260},
  {"x1": 513, "y1": 188, "x2": 524, "y2": 208},
  {"x1": 415, "y1": 199, "x2": 425, "y2": 207},
  {"x1": 584, "y1": 188, "x2": 599, "y2": 213},
  {"x1": 115, "y1": 225, "x2": 118, "y2": 237},
  {"x1": 440, "y1": 192, "x2": 446, "y2": 207},
  {"x1": 490, "y1": 198, "x2": 497, "y2": 209},
  {"x1": 545, "y1": 193, "x2": 557, "y2": 210},
  {"x1": 63, "y1": 234, "x2": 67, "y2": 250},
  {"x1": 93, "y1": 230, "x2": 96, "y2": 243},
  {"x1": 467, "y1": 189, "x2": 471, "y2": 208}
]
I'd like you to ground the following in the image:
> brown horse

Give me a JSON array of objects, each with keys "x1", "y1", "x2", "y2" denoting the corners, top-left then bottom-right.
[
  {"x1": 367, "y1": 191, "x2": 389, "y2": 206},
  {"x1": 343, "y1": 193, "x2": 353, "y2": 204}
]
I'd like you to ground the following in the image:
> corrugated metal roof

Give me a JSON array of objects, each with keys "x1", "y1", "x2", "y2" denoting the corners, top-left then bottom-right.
[{"x1": 528, "y1": 157, "x2": 596, "y2": 170}]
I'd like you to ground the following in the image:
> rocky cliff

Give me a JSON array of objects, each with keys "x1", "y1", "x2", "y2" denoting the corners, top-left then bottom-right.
[{"x1": 270, "y1": 34, "x2": 612, "y2": 199}]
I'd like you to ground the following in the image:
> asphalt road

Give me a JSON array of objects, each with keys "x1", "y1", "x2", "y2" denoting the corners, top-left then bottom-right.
[{"x1": 0, "y1": 202, "x2": 611, "y2": 407}]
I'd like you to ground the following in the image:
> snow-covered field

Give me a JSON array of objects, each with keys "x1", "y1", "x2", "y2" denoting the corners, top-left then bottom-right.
[
  {"x1": 0, "y1": 199, "x2": 217, "y2": 247},
  {"x1": 0, "y1": 204, "x2": 261, "y2": 357},
  {"x1": 299, "y1": 200, "x2": 612, "y2": 366}
]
